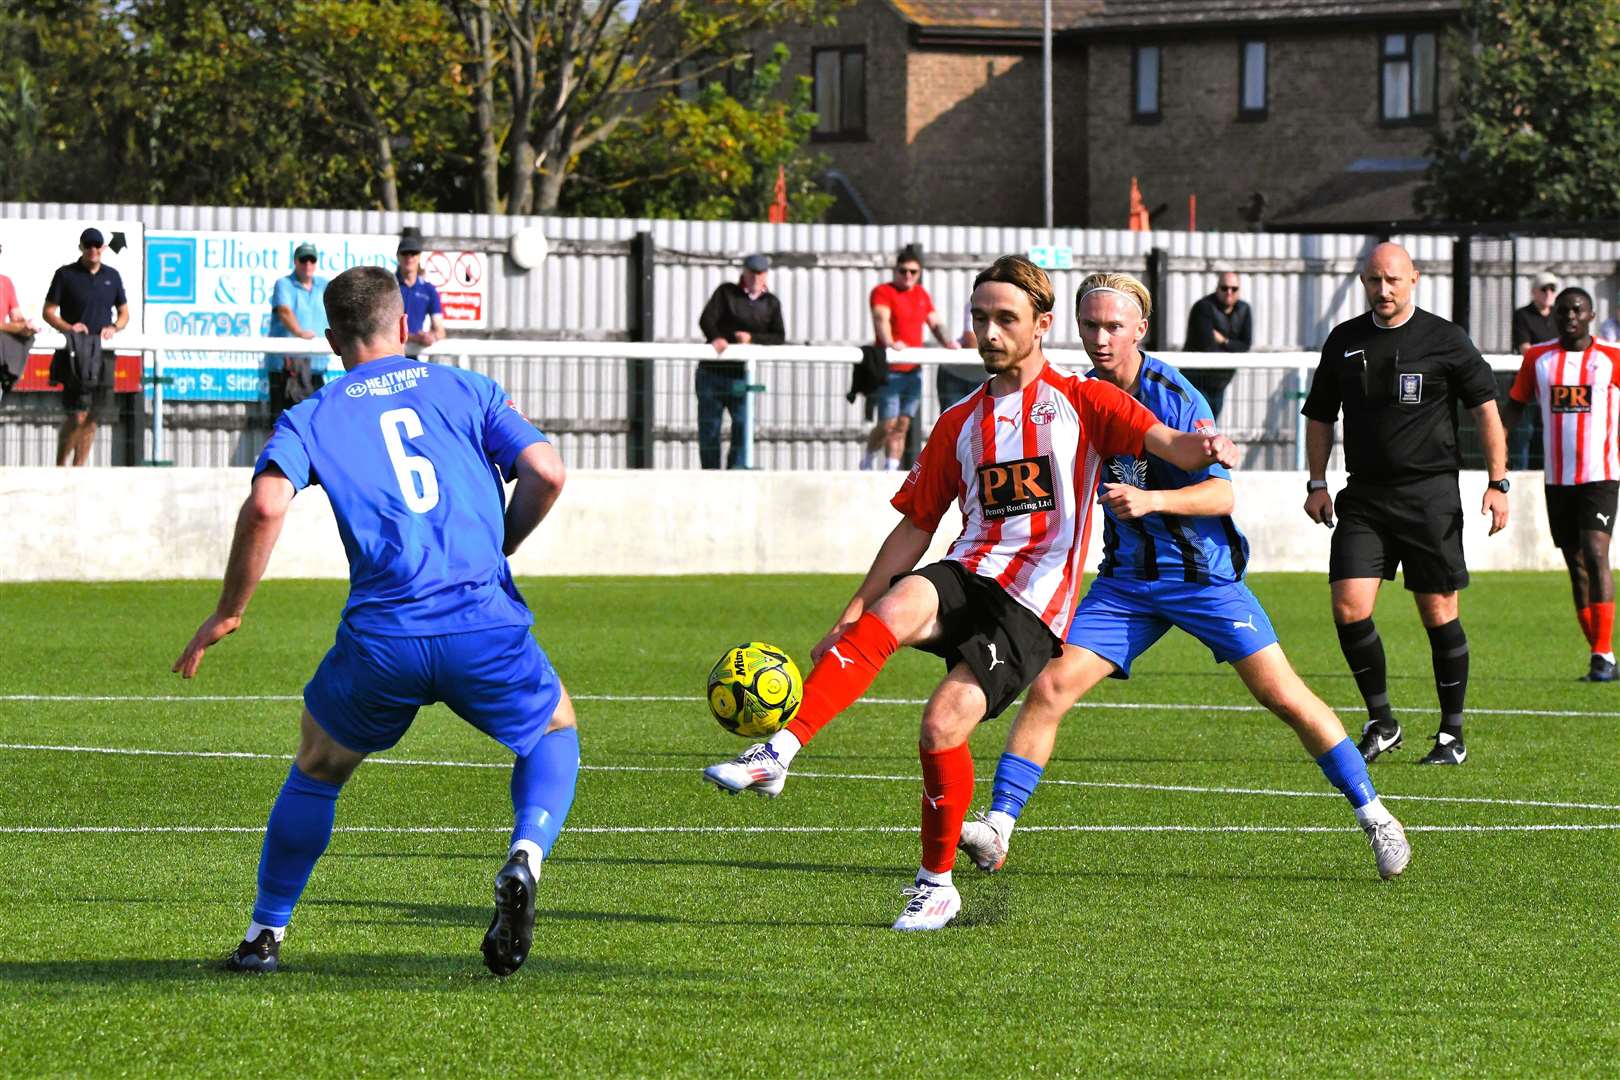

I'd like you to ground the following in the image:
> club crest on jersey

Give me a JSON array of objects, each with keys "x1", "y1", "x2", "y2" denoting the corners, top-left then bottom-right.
[
  {"x1": 1109, "y1": 457, "x2": 1149, "y2": 489},
  {"x1": 977, "y1": 455, "x2": 1055, "y2": 520},
  {"x1": 1551, "y1": 384, "x2": 1593, "y2": 413},
  {"x1": 1029, "y1": 401, "x2": 1057, "y2": 426},
  {"x1": 1398, "y1": 373, "x2": 1422, "y2": 403}
]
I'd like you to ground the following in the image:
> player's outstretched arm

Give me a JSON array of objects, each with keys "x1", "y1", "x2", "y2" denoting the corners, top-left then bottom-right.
[
  {"x1": 1142, "y1": 423, "x2": 1238, "y2": 471},
  {"x1": 503, "y1": 441, "x2": 566, "y2": 556},
  {"x1": 173, "y1": 469, "x2": 296, "y2": 679},
  {"x1": 811, "y1": 517, "x2": 933, "y2": 663}
]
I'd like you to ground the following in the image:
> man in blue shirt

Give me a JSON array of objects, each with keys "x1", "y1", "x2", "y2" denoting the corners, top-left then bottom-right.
[
  {"x1": 956, "y1": 271, "x2": 1411, "y2": 882},
  {"x1": 395, "y1": 227, "x2": 445, "y2": 346},
  {"x1": 175, "y1": 265, "x2": 577, "y2": 978},
  {"x1": 266, "y1": 241, "x2": 330, "y2": 417}
]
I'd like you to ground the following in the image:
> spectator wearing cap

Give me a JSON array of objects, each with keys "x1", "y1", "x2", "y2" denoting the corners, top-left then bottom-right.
[
  {"x1": 396, "y1": 227, "x2": 445, "y2": 346},
  {"x1": 266, "y1": 241, "x2": 330, "y2": 418},
  {"x1": 865, "y1": 244, "x2": 957, "y2": 471},
  {"x1": 42, "y1": 227, "x2": 127, "y2": 466},
  {"x1": 0, "y1": 238, "x2": 41, "y2": 399},
  {"x1": 1507, "y1": 269, "x2": 1559, "y2": 469},
  {"x1": 696, "y1": 253, "x2": 785, "y2": 469}
]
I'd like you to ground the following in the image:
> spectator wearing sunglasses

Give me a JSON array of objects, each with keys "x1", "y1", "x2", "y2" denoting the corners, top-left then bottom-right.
[{"x1": 1182, "y1": 271, "x2": 1251, "y2": 423}]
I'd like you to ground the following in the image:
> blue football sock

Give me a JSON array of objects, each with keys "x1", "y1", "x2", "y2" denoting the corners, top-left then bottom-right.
[
  {"x1": 988, "y1": 752, "x2": 1045, "y2": 820},
  {"x1": 252, "y1": 764, "x2": 343, "y2": 927},
  {"x1": 511, "y1": 726, "x2": 580, "y2": 859},
  {"x1": 1316, "y1": 737, "x2": 1377, "y2": 809}
]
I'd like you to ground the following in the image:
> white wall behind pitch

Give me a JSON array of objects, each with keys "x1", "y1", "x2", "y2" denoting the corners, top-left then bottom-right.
[{"x1": 0, "y1": 468, "x2": 1566, "y2": 583}]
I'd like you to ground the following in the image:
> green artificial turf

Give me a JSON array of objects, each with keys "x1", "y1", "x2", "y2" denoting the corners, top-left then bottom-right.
[{"x1": 0, "y1": 573, "x2": 1615, "y2": 1076}]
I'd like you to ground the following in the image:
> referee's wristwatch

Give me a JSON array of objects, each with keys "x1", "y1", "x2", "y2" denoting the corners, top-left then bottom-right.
[
  {"x1": 1306, "y1": 479, "x2": 1329, "y2": 494},
  {"x1": 1487, "y1": 477, "x2": 1510, "y2": 493}
]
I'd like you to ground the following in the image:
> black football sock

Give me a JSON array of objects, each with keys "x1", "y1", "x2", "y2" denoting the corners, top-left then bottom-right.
[
  {"x1": 1426, "y1": 619, "x2": 1468, "y2": 737},
  {"x1": 1336, "y1": 617, "x2": 1395, "y2": 728}
]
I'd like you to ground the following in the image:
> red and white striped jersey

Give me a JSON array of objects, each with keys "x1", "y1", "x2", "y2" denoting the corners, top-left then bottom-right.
[
  {"x1": 1510, "y1": 339, "x2": 1620, "y2": 485},
  {"x1": 892, "y1": 360, "x2": 1159, "y2": 635}
]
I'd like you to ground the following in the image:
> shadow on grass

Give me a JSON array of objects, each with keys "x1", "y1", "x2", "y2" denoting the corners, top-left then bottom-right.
[
  {"x1": 0, "y1": 953, "x2": 704, "y2": 987},
  {"x1": 306, "y1": 897, "x2": 682, "y2": 927}
]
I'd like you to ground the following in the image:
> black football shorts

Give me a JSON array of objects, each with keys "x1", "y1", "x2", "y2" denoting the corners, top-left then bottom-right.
[
  {"x1": 1329, "y1": 473, "x2": 1469, "y2": 593},
  {"x1": 903, "y1": 560, "x2": 1061, "y2": 719},
  {"x1": 1545, "y1": 480, "x2": 1620, "y2": 549}
]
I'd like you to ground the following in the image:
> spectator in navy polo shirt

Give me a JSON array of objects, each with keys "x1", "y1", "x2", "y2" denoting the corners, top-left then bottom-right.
[
  {"x1": 42, "y1": 227, "x2": 127, "y2": 466},
  {"x1": 395, "y1": 227, "x2": 445, "y2": 347}
]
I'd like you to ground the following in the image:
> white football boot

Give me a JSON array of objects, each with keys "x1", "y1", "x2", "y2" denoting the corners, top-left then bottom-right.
[
  {"x1": 702, "y1": 742, "x2": 788, "y2": 798},
  {"x1": 956, "y1": 812, "x2": 1009, "y2": 873},
  {"x1": 1362, "y1": 815, "x2": 1411, "y2": 880},
  {"x1": 891, "y1": 879, "x2": 962, "y2": 931}
]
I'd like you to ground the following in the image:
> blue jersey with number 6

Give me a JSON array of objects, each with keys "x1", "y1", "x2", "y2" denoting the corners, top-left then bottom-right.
[{"x1": 254, "y1": 355, "x2": 546, "y2": 636}]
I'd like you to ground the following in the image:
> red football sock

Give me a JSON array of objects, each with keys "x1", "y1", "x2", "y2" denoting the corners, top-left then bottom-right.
[
  {"x1": 784, "y1": 612, "x2": 899, "y2": 746},
  {"x1": 919, "y1": 742, "x2": 975, "y2": 874},
  {"x1": 1578, "y1": 605, "x2": 1596, "y2": 648},
  {"x1": 1594, "y1": 602, "x2": 1615, "y2": 654}
]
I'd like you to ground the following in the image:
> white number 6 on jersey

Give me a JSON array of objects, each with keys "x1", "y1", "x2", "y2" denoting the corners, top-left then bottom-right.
[{"x1": 379, "y1": 407, "x2": 440, "y2": 513}]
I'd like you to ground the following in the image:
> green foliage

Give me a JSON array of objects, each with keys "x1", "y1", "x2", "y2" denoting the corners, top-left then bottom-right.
[
  {"x1": 561, "y1": 44, "x2": 834, "y2": 221},
  {"x1": 0, "y1": 0, "x2": 470, "y2": 210},
  {"x1": 1419, "y1": 0, "x2": 1620, "y2": 222},
  {"x1": 0, "y1": 0, "x2": 843, "y2": 217}
]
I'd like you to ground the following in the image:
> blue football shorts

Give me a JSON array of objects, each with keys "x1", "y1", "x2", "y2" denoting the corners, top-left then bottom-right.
[
  {"x1": 304, "y1": 622, "x2": 562, "y2": 756},
  {"x1": 871, "y1": 368, "x2": 923, "y2": 420},
  {"x1": 1066, "y1": 576, "x2": 1279, "y2": 679}
]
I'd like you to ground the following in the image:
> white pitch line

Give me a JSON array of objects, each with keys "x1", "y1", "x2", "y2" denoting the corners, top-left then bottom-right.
[
  {"x1": 2, "y1": 823, "x2": 1617, "y2": 837},
  {"x1": 3, "y1": 691, "x2": 1618, "y2": 721},
  {"x1": 3, "y1": 741, "x2": 1619, "y2": 814}
]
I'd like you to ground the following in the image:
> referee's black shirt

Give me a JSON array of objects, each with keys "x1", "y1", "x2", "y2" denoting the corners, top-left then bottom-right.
[{"x1": 1302, "y1": 307, "x2": 1497, "y2": 484}]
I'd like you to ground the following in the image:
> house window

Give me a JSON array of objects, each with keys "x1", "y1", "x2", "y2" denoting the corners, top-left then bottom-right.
[
  {"x1": 1381, "y1": 31, "x2": 1437, "y2": 123},
  {"x1": 1239, "y1": 40, "x2": 1266, "y2": 119},
  {"x1": 1133, "y1": 45, "x2": 1161, "y2": 121},
  {"x1": 676, "y1": 57, "x2": 754, "y2": 102},
  {"x1": 813, "y1": 47, "x2": 866, "y2": 139}
]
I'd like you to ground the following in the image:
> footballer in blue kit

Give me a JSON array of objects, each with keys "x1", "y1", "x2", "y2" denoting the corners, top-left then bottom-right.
[
  {"x1": 175, "y1": 266, "x2": 577, "y2": 977},
  {"x1": 956, "y1": 272, "x2": 1412, "y2": 881}
]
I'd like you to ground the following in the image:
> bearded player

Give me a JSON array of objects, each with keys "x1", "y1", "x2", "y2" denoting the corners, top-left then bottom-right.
[
  {"x1": 955, "y1": 273, "x2": 1410, "y2": 882},
  {"x1": 702, "y1": 255, "x2": 1238, "y2": 930}
]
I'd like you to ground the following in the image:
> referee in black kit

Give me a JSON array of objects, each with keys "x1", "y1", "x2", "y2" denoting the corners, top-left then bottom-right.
[{"x1": 1301, "y1": 242, "x2": 1510, "y2": 766}]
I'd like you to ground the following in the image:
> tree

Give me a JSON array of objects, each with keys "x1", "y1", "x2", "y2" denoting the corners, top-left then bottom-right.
[
  {"x1": 1418, "y1": 0, "x2": 1620, "y2": 222},
  {"x1": 450, "y1": 0, "x2": 846, "y2": 214},
  {"x1": 561, "y1": 44, "x2": 833, "y2": 221}
]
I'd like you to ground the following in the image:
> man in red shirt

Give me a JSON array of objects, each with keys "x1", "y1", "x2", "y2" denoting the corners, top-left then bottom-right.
[
  {"x1": 0, "y1": 249, "x2": 40, "y2": 398},
  {"x1": 705, "y1": 255, "x2": 1237, "y2": 930},
  {"x1": 865, "y1": 244, "x2": 959, "y2": 470}
]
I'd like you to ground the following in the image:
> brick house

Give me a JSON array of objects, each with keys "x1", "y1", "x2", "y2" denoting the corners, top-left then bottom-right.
[{"x1": 764, "y1": 0, "x2": 1463, "y2": 229}]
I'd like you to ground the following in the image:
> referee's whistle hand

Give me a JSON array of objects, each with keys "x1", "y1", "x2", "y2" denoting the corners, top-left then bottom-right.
[
  {"x1": 1482, "y1": 489, "x2": 1509, "y2": 535},
  {"x1": 1304, "y1": 489, "x2": 1334, "y2": 528}
]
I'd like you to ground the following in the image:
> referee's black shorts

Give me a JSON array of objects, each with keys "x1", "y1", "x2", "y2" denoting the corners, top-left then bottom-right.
[
  {"x1": 1545, "y1": 480, "x2": 1620, "y2": 550},
  {"x1": 903, "y1": 560, "x2": 1061, "y2": 720},
  {"x1": 1329, "y1": 473, "x2": 1468, "y2": 594}
]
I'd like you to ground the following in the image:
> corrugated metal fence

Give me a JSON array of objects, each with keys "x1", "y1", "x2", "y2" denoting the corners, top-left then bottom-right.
[{"x1": 4, "y1": 202, "x2": 1617, "y2": 468}]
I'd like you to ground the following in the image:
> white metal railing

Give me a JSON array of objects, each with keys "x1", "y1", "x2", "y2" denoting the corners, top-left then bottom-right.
[{"x1": 20, "y1": 330, "x2": 1522, "y2": 470}]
